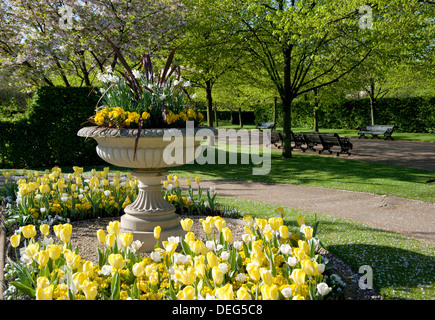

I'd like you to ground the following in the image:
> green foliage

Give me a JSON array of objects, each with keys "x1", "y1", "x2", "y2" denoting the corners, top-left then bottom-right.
[
  {"x1": 0, "y1": 86, "x2": 104, "y2": 168},
  {"x1": 254, "y1": 97, "x2": 435, "y2": 132}
]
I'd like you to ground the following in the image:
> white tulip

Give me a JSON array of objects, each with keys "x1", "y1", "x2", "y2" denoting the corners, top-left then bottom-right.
[{"x1": 317, "y1": 282, "x2": 332, "y2": 296}]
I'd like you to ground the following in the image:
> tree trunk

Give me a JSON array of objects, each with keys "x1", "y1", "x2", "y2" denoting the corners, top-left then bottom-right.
[
  {"x1": 205, "y1": 80, "x2": 214, "y2": 127},
  {"x1": 313, "y1": 88, "x2": 319, "y2": 132},
  {"x1": 238, "y1": 107, "x2": 243, "y2": 128},
  {"x1": 214, "y1": 104, "x2": 218, "y2": 127},
  {"x1": 281, "y1": 46, "x2": 293, "y2": 158},
  {"x1": 370, "y1": 81, "x2": 375, "y2": 126},
  {"x1": 273, "y1": 97, "x2": 277, "y2": 125}
]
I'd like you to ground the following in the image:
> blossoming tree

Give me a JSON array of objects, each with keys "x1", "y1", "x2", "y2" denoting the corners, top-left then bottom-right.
[{"x1": 0, "y1": 0, "x2": 187, "y2": 89}]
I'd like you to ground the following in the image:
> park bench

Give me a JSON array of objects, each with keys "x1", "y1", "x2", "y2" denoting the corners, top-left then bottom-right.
[
  {"x1": 300, "y1": 132, "x2": 353, "y2": 156},
  {"x1": 256, "y1": 122, "x2": 276, "y2": 130},
  {"x1": 271, "y1": 131, "x2": 305, "y2": 150},
  {"x1": 358, "y1": 125, "x2": 395, "y2": 140}
]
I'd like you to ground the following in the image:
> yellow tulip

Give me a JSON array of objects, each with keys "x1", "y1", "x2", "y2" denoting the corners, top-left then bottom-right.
[
  {"x1": 72, "y1": 272, "x2": 87, "y2": 291},
  {"x1": 185, "y1": 231, "x2": 195, "y2": 243},
  {"x1": 65, "y1": 252, "x2": 81, "y2": 270},
  {"x1": 108, "y1": 253, "x2": 125, "y2": 270},
  {"x1": 105, "y1": 233, "x2": 116, "y2": 248},
  {"x1": 154, "y1": 226, "x2": 161, "y2": 240},
  {"x1": 301, "y1": 259, "x2": 320, "y2": 277},
  {"x1": 255, "y1": 218, "x2": 267, "y2": 230},
  {"x1": 263, "y1": 229, "x2": 273, "y2": 242},
  {"x1": 59, "y1": 227, "x2": 71, "y2": 243},
  {"x1": 206, "y1": 252, "x2": 219, "y2": 268},
  {"x1": 246, "y1": 263, "x2": 261, "y2": 282},
  {"x1": 149, "y1": 271, "x2": 159, "y2": 286},
  {"x1": 268, "y1": 217, "x2": 283, "y2": 231},
  {"x1": 296, "y1": 216, "x2": 306, "y2": 227},
  {"x1": 48, "y1": 244, "x2": 62, "y2": 261},
  {"x1": 82, "y1": 280, "x2": 98, "y2": 300},
  {"x1": 36, "y1": 285, "x2": 53, "y2": 300},
  {"x1": 194, "y1": 262, "x2": 206, "y2": 278},
  {"x1": 175, "y1": 266, "x2": 197, "y2": 285},
  {"x1": 36, "y1": 276, "x2": 50, "y2": 289},
  {"x1": 212, "y1": 266, "x2": 224, "y2": 285},
  {"x1": 201, "y1": 217, "x2": 213, "y2": 234},
  {"x1": 261, "y1": 284, "x2": 279, "y2": 300},
  {"x1": 260, "y1": 268, "x2": 273, "y2": 286},
  {"x1": 243, "y1": 215, "x2": 254, "y2": 227},
  {"x1": 107, "y1": 221, "x2": 120, "y2": 235},
  {"x1": 303, "y1": 226, "x2": 313, "y2": 240},
  {"x1": 298, "y1": 240, "x2": 311, "y2": 255},
  {"x1": 290, "y1": 269, "x2": 306, "y2": 286},
  {"x1": 185, "y1": 178, "x2": 191, "y2": 187},
  {"x1": 132, "y1": 262, "x2": 145, "y2": 278},
  {"x1": 180, "y1": 218, "x2": 193, "y2": 232},
  {"x1": 214, "y1": 217, "x2": 226, "y2": 232},
  {"x1": 39, "y1": 184, "x2": 50, "y2": 194},
  {"x1": 191, "y1": 239, "x2": 205, "y2": 255},
  {"x1": 35, "y1": 250, "x2": 50, "y2": 268},
  {"x1": 195, "y1": 176, "x2": 200, "y2": 184},
  {"x1": 163, "y1": 241, "x2": 177, "y2": 255},
  {"x1": 25, "y1": 243, "x2": 40, "y2": 260},
  {"x1": 176, "y1": 286, "x2": 196, "y2": 300},
  {"x1": 82, "y1": 260, "x2": 94, "y2": 278},
  {"x1": 39, "y1": 224, "x2": 50, "y2": 237},
  {"x1": 236, "y1": 286, "x2": 252, "y2": 300},
  {"x1": 293, "y1": 294, "x2": 305, "y2": 300},
  {"x1": 167, "y1": 175, "x2": 173, "y2": 183},
  {"x1": 222, "y1": 227, "x2": 233, "y2": 242},
  {"x1": 119, "y1": 232, "x2": 133, "y2": 248},
  {"x1": 96, "y1": 229, "x2": 106, "y2": 243},
  {"x1": 10, "y1": 234, "x2": 21, "y2": 248},
  {"x1": 21, "y1": 225, "x2": 37, "y2": 239},
  {"x1": 293, "y1": 248, "x2": 307, "y2": 261},
  {"x1": 279, "y1": 225, "x2": 289, "y2": 239},
  {"x1": 216, "y1": 283, "x2": 234, "y2": 300}
]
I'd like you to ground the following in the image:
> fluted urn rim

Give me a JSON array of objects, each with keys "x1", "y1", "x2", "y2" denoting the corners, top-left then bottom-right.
[{"x1": 77, "y1": 125, "x2": 217, "y2": 139}]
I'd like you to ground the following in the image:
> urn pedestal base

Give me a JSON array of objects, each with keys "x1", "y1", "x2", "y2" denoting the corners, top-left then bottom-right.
[{"x1": 120, "y1": 169, "x2": 186, "y2": 252}]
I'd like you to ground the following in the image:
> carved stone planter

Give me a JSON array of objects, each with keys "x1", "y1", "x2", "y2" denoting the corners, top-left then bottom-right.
[{"x1": 78, "y1": 126, "x2": 215, "y2": 252}]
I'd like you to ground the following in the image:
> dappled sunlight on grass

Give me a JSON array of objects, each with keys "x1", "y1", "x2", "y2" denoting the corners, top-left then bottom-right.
[{"x1": 218, "y1": 197, "x2": 435, "y2": 300}]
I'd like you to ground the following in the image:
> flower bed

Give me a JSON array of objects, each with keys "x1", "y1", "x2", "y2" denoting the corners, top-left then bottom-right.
[
  {"x1": 1, "y1": 167, "x2": 235, "y2": 229},
  {"x1": 4, "y1": 214, "x2": 341, "y2": 300}
]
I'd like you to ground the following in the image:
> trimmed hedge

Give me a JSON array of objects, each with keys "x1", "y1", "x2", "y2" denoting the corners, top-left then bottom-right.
[
  {"x1": 253, "y1": 97, "x2": 435, "y2": 133},
  {"x1": 0, "y1": 86, "x2": 103, "y2": 168}
]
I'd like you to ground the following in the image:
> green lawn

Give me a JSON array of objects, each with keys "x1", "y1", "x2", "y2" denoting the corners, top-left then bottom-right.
[
  {"x1": 216, "y1": 197, "x2": 435, "y2": 300},
  {"x1": 217, "y1": 121, "x2": 435, "y2": 142},
  {"x1": 169, "y1": 144, "x2": 435, "y2": 203}
]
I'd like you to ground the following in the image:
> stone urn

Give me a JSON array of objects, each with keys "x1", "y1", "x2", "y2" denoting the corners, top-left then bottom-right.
[{"x1": 77, "y1": 125, "x2": 216, "y2": 252}]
